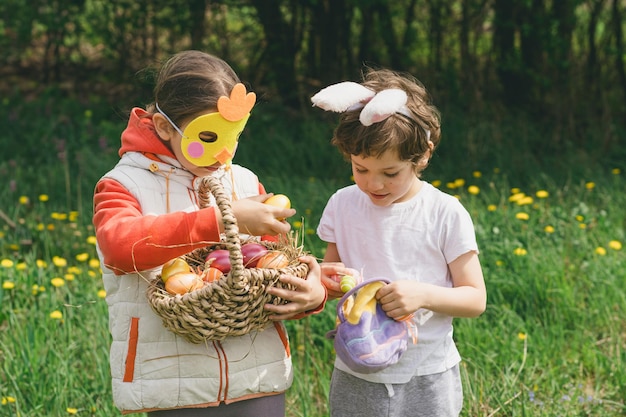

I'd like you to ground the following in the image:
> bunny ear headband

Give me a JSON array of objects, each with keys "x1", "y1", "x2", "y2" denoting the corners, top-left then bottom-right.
[{"x1": 311, "y1": 81, "x2": 430, "y2": 139}]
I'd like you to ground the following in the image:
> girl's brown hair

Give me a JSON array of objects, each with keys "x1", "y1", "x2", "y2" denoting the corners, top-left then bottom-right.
[
  {"x1": 147, "y1": 50, "x2": 241, "y2": 125},
  {"x1": 331, "y1": 68, "x2": 441, "y2": 173}
]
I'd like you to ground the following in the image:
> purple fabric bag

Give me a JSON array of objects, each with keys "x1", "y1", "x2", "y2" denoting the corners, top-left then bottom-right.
[{"x1": 327, "y1": 278, "x2": 408, "y2": 374}]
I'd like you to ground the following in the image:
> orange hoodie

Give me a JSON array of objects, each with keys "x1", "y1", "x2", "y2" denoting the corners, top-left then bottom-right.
[{"x1": 93, "y1": 108, "x2": 266, "y2": 274}]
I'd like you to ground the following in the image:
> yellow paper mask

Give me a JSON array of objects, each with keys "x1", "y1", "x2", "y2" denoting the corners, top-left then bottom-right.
[{"x1": 157, "y1": 83, "x2": 256, "y2": 166}]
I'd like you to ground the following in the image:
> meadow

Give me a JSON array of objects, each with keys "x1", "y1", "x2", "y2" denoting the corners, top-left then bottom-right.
[{"x1": 0, "y1": 96, "x2": 625, "y2": 416}]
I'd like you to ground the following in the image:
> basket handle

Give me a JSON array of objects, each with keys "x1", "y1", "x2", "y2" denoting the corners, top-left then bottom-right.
[{"x1": 198, "y1": 175, "x2": 246, "y2": 283}]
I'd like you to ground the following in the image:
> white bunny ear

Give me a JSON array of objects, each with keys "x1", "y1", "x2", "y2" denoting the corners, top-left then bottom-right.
[
  {"x1": 359, "y1": 89, "x2": 408, "y2": 126},
  {"x1": 311, "y1": 82, "x2": 376, "y2": 112}
]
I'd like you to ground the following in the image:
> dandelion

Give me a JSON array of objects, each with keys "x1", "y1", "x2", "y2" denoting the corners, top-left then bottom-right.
[
  {"x1": 516, "y1": 196, "x2": 534, "y2": 206},
  {"x1": 292, "y1": 220, "x2": 303, "y2": 229},
  {"x1": 575, "y1": 215, "x2": 584, "y2": 222},
  {"x1": 608, "y1": 240, "x2": 622, "y2": 251},
  {"x1": 64, "y1": 273, "x2": 76, "y2": 281},
  {"x1": 89, "y1": 258, "x2": 100, "y2": 269},
  {"x1": 467, "y1": 185, "x2": 480, "y2": 195},
  {"x1": 472, "y1": 171, "x2": 482, "y2": 178},
  {"x1": 585, "y1": 182, "x2": 595, "y2": 190},
  {"x1": 67, "y1": 266, "x2": 82, "y2": 274},
  {"x1": 86, "y1": 236, "x2": 97, "y2": 245},
  {"x1": 2, "y1": 281, "x2": 15, "y2": 290},
  {"x1": 495, "y1": 260, "x2": 504, "y2": 267},
  {"x1": 535, "y1": 190, "x2": 549, "y2": 198},
  {"x1": 88, "y1": 270, "x2": 97, "y2": 278},
  {"x1": 47, "y1": 223, "x2": 55, "y2": 231},
  {"x1": 544, "y1": 225, "x2": 555, "y2": 233},
  {"x1": 50, "y1": 310, "x2": 63, "y2": 320},
  {"x1": 510, "y1": 187, "x2": 521, "y2": 194},
  {"x1": 36, "y1": 223, "x2": 45, "y2": 231},
  {"x1": 305, "y1": 228, "x2": 315, "y2": 235},
  {"x1": 514, "y1": 247, "x2": 528, "y2": 256},
  {"x1": 1, "y1": 259, "x2": 14, "y2": 268},
  {"x1": 595, "y1": 247, "x2": 607, "y2": 256},
  {"x1": 31, "y1": 284, "x2": 40, "y2": 295},
  {"x1": 19, "y1": 195, "x2": 29, "y2": 205},
  {"x1": 51, "y1": 212, "x2": 68, "y2": 221},
  {"x1": 487, "y1": 204, "x2": 497, "y2": 212},
  {"x1": 515, "y1": 212, "x2": 529, "y2": 220},
  {"x1": 16, "y1": 262, "x2": 26, "y2": 271},
  {"x1": 509, "y1": 192, "x2": 525, "y2": 203},
  {"x1": 431, "y1": 180, "x2": 442, "y2": 188},
  {"x1": 36, "y1": 259, "x2": 47, "y2": 268},
  {"x1": 69, "y1": 211, "x2": 79, "y2": 222},
  {"x1": 612, "y1": 168, "x2": 621, "y2": 175},
  {"x1": 518, "y1": 332, "x2": 527, "y2": 340},
  {"x1": 39, "y1": 194, "x2": 49, "y2": 202},
  {"x1": 51, "y1": 277, "x2": 65, "y2": 287},
  {"x1": 53, "y1": 256, "x2": 68, "y2": 268},
  {"x1": 579, "y1": 223, "x2": 587, "y2": 229},
  {"x1": 67, "y1": 407, "x2": 78, "y2": 414},
  {"x1": 454, "y1": 178, "x2": 465, "y2": 188},
  {"x1": 446, "y1": 182, "x2": 457, "y2": 189},
  {"x1": 97, "y1": 289, "x2": 107, "y2": 298},
  {"x1": 75, "y1": 253, "x2": 89, "y2": 262}
]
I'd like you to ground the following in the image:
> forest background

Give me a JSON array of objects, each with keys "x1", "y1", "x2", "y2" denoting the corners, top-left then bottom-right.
[{"x1": 0, "y1": 0, "x2": 625, "y2": 416}]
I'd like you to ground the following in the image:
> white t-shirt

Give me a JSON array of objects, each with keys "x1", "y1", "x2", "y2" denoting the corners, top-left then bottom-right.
[{"x1": 317, "y1": 181, "x2": 479, "y2": 383}]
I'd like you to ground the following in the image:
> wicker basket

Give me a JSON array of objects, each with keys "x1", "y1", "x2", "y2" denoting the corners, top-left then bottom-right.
[{"x1": 146, "y1": 175, "x2": 309, "y2": 343}]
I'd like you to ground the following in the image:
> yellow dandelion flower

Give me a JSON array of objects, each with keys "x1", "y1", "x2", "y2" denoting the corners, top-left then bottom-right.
[
  {"x1": 0, "y1": 231, "x2": 3, "y2": 238},
  {"x1": 579, "y1": 223, "x2": 587, "y2": 229},
  {"x1": 2, "y1": 281, "x2": 15, "y2": 290},
  {"x1": 431, "y1": 180, "x2": 442, "y2": 188},
  {"x1": 495, "y1": 260, "x2": 504, "y2": 267},
  {"x1": 611, "y1": 168, "x2": 621, "y2": 175},
  {"x1": 509, "y1": 192, "x2": 525, "y2": 202},
  {"x1": 67, "y1": 407, "x2": 78, "y2": 414},
  {"x1": 608, "y1": 240, "x2": 622, "y2": 251},
  {"x1": 544, "y1": 225, "x2": 555, "y2": 233},
  {"x1": 454, "y1": 178, "x2": 465, "y2": 188},
  {"x1": 47, "y1": 223, "x2": 55, "y2": 231},
  {"x1": 69, "y1": 211, "x2": 79, "y2": 222},
  {"x1": 1, "y1": 396, "x2": 16, "y2": 404},
  {"x1": 487, "y1": 204, "x2": 497, "y2": 212},
  {"x1": 64, "y1": 273, "x2": 75, "y2": 281},
  {"x1": 67, "y1": 266, "x2": 81, "y2": 274},
  {"x1": 88, "y1": 270, "x2": 97, "y2": 278},
  {"x1": 36, "y1": 259, "x2": 47, "y2": 268},
  {"x1": 446, "y1": 182, "x2": 456, "y2": 189},
  {"x1": 86, "y1": 236, "x2": 97, "y2": 245},
  {"x1": 16, "y1": 262, "x2": 26, "y2": 271},
  {"x1": 36, "y1": 223, "x2": 45, "y2": 231},
  {"x1": 535, "y1": 190, "x2": 549, "y2": 198},
  {"x1": 515, "y1": 212, "x2": 529, "y2": 220},
  {"x1": 516, "y1": 196, "x2": 534, "y2": 206},
  {"x1": 467, "y1": 185, "x2": 480, "y2": 195},
  {"x1": 1, "y1": 259, "x2": 14, "y2": 268},
  {"x1": 39, "y1": 194, "x2": 49, "y2": 202},
  {"x1": 75, "y1": 253, "x2": 89, "y2": 262},
  {"x1": 575, "y1": 215, "x2": 584, "y2": 222},
  {"x1": 19, "y1": 195, "x2": 29, "y2": 205},
  {"x1": 513, "y1": 247, "x2": 528, "y2": 256},
  {"x1": 8, "y1": 243, "x2": 19, "y2": 251},
  {"x1": 305, "y1": 228, "x2": 315, "y2": 235},
  {"x1": 51, "y1": 277, "x2": 65, "y2": 287},
  {"x1": 595, "y1": 247, "x2": 607, "y2": 256},
  {"x1": 292, "y1": 221, "x2": 303, "y2": 229},
  {"x1": 518, "y1": 332, "x2": 527, "y2": 340},
  {"x1": 585, "y1": 182, "x2": 595, "y2": 190},
  {"x1": 32, "y1": 284, "x2": 40, "y2": 295},
  {"x1": 50, "y1": 310, "x2": 63, "y2": 320},
  {"x1": 510, "y1": 187, "x2": 520, "y2": 194},
  {"x1": 472, "y1": 171, "x2": 482, "y2": 178},
  {"x1": 89, "y1": 259, "x2": 100, "y2": 269},
  {"x1": 38, "y1": 285, "x2": 45, "y2": 292},
  {"x1": 97, "y1": 289, "x2": 107, "y2": 298},
  {"x1": 52, "y1": 256, "x2": 67, "y2": 267}
]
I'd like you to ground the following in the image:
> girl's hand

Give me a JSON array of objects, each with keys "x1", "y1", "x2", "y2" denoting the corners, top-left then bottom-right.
[
  {"x1": 320, "y1": 262, "x2": 354, "y2": 299},
  {"x1": 227, "y1": 195, "x2": 296, "y2": 236},
  {"x1": 264, "y1": 256, "x2": 326, "y2": 320}
]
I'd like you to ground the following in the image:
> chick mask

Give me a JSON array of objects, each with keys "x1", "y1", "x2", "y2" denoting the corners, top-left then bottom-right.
[{"x1": 157, "y1": 83, "x2": 256, "y2": 166}]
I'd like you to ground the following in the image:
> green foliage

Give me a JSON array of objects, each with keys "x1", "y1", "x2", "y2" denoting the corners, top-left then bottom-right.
[{"x1": 1, "y1": 98, "x2": 625, "y2": 416}]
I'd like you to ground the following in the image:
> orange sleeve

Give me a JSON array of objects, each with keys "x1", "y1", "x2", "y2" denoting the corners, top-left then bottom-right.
[{"x1": 93, "y1": 178, "x2": 221, "y2": 275}]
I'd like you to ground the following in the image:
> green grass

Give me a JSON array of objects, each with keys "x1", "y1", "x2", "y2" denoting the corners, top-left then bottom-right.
[{"x1": 1, "y1": 99, "x2": 625, "y2": 416}]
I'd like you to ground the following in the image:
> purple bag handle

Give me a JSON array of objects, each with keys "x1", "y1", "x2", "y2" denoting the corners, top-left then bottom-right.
[{"x1": 336, "y1": 278, "x2": 391, "y2": 322}]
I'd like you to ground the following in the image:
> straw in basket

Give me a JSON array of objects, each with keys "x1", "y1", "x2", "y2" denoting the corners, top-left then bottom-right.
[{"x1": 147, "y1": 175, "x2": 309, "y2": 343}]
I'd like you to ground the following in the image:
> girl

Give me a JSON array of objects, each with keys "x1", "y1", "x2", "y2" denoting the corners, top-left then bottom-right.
[
  {"x1": 312, "y1": 68, "x2": 486, "y2": 417},
  {"x1": 94, "y1": 50, "x2": 326, "y2": 416}
]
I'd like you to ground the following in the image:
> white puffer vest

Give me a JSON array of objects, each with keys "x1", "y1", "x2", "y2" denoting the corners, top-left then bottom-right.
[{"x1": 97, "y1": 152, "x2": 293, "y2": 413}]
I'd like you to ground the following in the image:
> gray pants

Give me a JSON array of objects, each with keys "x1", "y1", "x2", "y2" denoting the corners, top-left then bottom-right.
[
  {"x1": 329, "y1": 365, "x2": 462, "y2": 417},
  {"x1": 147, "y1": 393, "x2": 285, "y2": 417}
]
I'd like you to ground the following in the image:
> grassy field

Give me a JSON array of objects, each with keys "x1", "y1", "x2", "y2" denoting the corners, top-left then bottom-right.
[{"x1": 1, "y1": 98, "x2": 625, "y2": 416}]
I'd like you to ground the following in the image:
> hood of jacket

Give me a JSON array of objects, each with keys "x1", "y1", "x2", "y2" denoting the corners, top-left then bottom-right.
[{"x1": 118, "y1": 107, "x2": 174, "y2": 158}]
